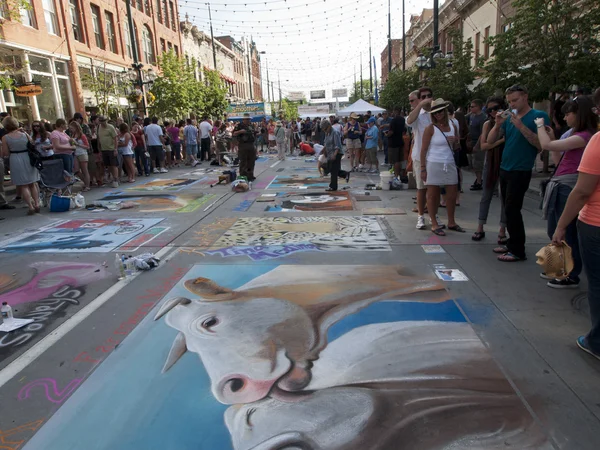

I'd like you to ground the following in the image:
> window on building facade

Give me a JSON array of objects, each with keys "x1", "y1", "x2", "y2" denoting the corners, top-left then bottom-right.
[
  {"x1": 105, "y1": 12, "x2": 117, "y2": 53},
  {"x1": 68, "y1": 0, "x2": 84, "y2": 42},
  {"x1": 174, "y1": 45, "x2": 178, "y2": 55},
  {"x1": 484, "y1": 26, "x2": 490, "y2": 60},
  {"x1": 144, "y1": 0, "x2": 150, "y2": 16},
  {"x1": 19, "y1": 0, "x2": 37, "y2": 28},
  {"x1": 136, "y1": 0, "x2": 142, "y2": 11},
  {"x1": 90, "y1": 5, "x2": 104, "y2": 49},
  {"x1": 169, "y1": 1, "x2": 175, "y2": 30},
  {"x1": 42, "y1": 0, "x2": 59, "y2": 35},
  {"x1": 142, "y1": 25, "x2": 155, "y2": 64},
  {"x1": 160, "y1": 38, "x2": 166, "y2": 54},
  {"x1": 124, "y1": 21, "x2": 133, "y2": 59},
  {"x1": 475, "y1": 32, "x2": 480, "y2": 64},
  {"x1": 162, "y1": 0, "x2": 168, "y2": 26},
  {"x1": 156, "y1": 0, "x2": 162, "y2": 23}
]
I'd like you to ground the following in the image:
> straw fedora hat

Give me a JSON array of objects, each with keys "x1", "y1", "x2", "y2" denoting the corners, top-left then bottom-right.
[
  {"x1": 430, "y1": 98, "x2": 450, "y2": 114},
  {"x1": 349, "y1": 112, "x2": 359, "y2": 119},
  {"x1": 535, "y1": 241, "x2": 574, "y2": 280}
]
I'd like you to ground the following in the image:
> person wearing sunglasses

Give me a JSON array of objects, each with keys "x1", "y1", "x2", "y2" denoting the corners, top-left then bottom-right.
[
  {"x1": 472, "y1": 97, "x2": 508, "y2": 244},
  {"x1": 487, "y1": 85, "x2": 550, "y2": 262},
  {"x1": 407, "y1": 86, "x2": 439, "y2": 230}
]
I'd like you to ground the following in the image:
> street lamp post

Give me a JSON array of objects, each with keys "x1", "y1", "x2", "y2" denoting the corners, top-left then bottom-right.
[
  {"x1": 415, "y1": 0, "x2": 452, "y2": 77},
  {"x1": 122, "y1": 64, "x2": 157, "y2": 116}
]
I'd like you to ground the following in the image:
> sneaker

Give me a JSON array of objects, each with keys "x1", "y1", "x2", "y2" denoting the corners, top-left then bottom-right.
[
  {"x1": 470, "y1": 182, "x2": 483, "y2": 191},
  {"x1": 576, "y1": 336, "x2": 600, "y2": 361},
  {"x1": 547, "y1": 277, "x2": 579, "y2": 289},
  {"x1": 539, "y1": 272, "x2": 553, "y2": 280},
  {"x1": 416, "y1": 215, "x2": 426, "y2": 230},
  {"x1": 192, "y1": 160, "x2": 199, "y2": 167},
  {"x1": 345, "y1": 172, "x2": 350, "y2": 183},
  {"x1": 153, "y1": 168, "x2": 160, "y2": 174},
  {"x1": 358, "y1": 164, "x2": 364, "y2": 170},
  {"x1": 159, "y1": 168, "x2": 169, "y2": 173},
  {"x1": 111, "y1": 180, "x2": 119, "y2": 188}
]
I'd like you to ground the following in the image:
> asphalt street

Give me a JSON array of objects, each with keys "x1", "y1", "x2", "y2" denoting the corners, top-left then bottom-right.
[{"x1": 0, "y1": 152, "x2": 598, "y2": 450}]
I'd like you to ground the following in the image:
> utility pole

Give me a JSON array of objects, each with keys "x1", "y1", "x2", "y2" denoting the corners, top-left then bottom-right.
[
  {"x1": 271, "y1": 81, "x2": 275, "y2": 105},
  {"x1": 360, "y1": 52, "x2": 363, "y2": 99},
  {"x1": 369, "y1": 31, "x2": 373, "y2": 96},
  {"x1": 125, "y1": 0, "x2": 146, "y2": 114},
  {"x1": 388, "y1": 0, "x2": 392, "y2": 77},
  {"x1": 402, "y1": 0, "x2": 406, "y2": 71},
  {"x1": 354, "y1": 65, "x2": 357, "y2": 100},
  {"x1": 246, "y1": 40, "x2": 253, "y2": 100},
  {"x1": 265, "y1": 58, "x2": 270, "y2": 102},
  {"x1": 278, "y1": 71, "x2": 282, "y2": 110},
  {"x1": 207, "y1": 3, "x2": 217, "y2": 71},
  {"x1": 433, "y1": 0, "x2": 439, "y2": 53}
]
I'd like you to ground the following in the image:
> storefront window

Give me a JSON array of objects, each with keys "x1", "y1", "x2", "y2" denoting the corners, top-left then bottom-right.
[
  {"x1": 55, "y1": 61, "x2": 67, "y2": 76},
  {"x1": 31, "y1": 74, "x2": 58, "y2": 121},
  {"x1": 57, "y1": 78, "x2": 73, "y2": 118},
  {"x1": 29, "y1": 55, "x2": 51, "y2": 73}
]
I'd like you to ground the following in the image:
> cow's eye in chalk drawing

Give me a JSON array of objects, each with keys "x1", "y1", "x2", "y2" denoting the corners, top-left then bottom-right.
[
  {"x1": 227, "y1": 378, "x2": 244, "y2": 393},
  {"x1": 201, "y1": 316, "x2": 219, "y2": 331}
]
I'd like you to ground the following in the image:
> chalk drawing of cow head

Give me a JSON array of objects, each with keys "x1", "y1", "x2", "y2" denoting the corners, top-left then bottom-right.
[{"x1": 154, "y1": 265, "x2": 449, "y2": 405}]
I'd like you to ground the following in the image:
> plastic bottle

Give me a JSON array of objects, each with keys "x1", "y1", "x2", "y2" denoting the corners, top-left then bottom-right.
[
  {"x1": 1, "y1": 302, "x2": 13, "y2": 321},
  {"x1": 115, "y1": 254, "x2": 126, "y2": 279}
]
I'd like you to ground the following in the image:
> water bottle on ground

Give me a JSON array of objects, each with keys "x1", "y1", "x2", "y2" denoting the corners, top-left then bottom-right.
[{"x1": 115, "y1": 254, "x2": 126, "y2": 280}]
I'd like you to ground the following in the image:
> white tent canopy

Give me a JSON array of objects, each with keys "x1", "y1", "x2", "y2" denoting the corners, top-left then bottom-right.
[{"x1": 336, "y1": 99, "x2": 386, "y2": 116}]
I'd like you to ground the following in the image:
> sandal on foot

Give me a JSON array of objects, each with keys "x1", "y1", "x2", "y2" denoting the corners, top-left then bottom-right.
[
  {"x1": 498, "y1": 235, "x2": 508, "y2": 245},
  {"x1": 472, "y1": 231, "x2": 486, "y2": 241},
  {"x1": 497, "y1": 252, "x2": 527, "y2": 262},
  {"x1": 432, "y1": 227, "x2": 446, "y2": 236},
  {"x1": 448, "y1": 224, "x2": 466, "y2": 233},
  {"x1": 493, "y1": 246, "x2": 508, "y2": 254}
]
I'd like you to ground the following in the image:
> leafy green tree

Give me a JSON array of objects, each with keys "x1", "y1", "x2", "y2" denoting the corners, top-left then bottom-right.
[
  {"x1": 2, "y1": 0, "x2": 33, "y2": 21},
  {"x1": 197, "y1": 68, "x2": 228, "y2": 119},
  {"x1": 149, "y1": 50, "x2": 199, "y2": 119},
  {"x1": 349, "y1": 80, "x2": 373, "y2": 103},
  {"x1": 485, "y1": 0, "x2": 600, "y2": 102},
  {"x1": 379, "y1": 68, "x2": 420, "y2": 111},
  {"x1": 276, "y1": 98, "x2": 299, "y2": 120}
]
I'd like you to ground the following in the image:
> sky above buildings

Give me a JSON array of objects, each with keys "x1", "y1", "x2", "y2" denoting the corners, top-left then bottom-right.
[{"x1": 178, "y1": 0, "x2": 426, "y2": 101}]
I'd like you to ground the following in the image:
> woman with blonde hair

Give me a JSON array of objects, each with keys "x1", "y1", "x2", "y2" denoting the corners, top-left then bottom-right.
[
  {"x1": 420, "y1": 99, "x2": 465, "y2": 235},
  {"x1": 69, "y1": 121, "x2": 91, "y2": 191},
  {"x1": 1, "y1": 116, "x2": 40, "y2": 215}
]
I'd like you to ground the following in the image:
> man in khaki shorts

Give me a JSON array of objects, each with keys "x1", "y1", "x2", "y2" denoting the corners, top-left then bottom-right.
[{"x1": 343, "y1": 112, "x2": 362, "y2": 171}]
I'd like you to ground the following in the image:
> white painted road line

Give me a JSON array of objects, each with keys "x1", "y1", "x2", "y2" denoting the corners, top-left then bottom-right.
[
  {"x1": 0, "y1": 245, "x2": 176, "y2": 389},
  {"x1": 270, "y1": 160, "x2": 281, "y2": 168}
]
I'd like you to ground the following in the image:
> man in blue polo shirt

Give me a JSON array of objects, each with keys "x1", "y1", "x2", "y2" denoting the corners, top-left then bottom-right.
[{"x1": 487, "y1": 85, "x2": 550, "y2": 262}]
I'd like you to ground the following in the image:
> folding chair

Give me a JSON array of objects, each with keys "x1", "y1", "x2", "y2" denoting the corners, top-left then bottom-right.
[{"x1": 38, "y1": 159, "x2": 76, "y2": 207}]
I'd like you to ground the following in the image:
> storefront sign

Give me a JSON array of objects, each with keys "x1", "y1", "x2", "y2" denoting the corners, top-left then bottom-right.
[
  {"x1": 287, "y1": 92, "x2": 305, "y2": 101},
  {"x1": 227, "y1": 102, "x2": 272, "y2": 120},
  {"x1": 297, "y1": 105, "x2": 330, "y2": 117},
  {"x1": 15, "y1": 85, "x2": 43, "y2": 97},
  {"x1": 332, "y1": 88, "x2": 348, "y2": 98},
  {"x1": 309, "y1": 90, "x2": 326, "y2": 99}
]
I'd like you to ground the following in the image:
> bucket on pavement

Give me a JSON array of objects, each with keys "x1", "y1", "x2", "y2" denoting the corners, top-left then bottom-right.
[{"x1": 380, "y1": 171, "x2": 393, "y2": 190}]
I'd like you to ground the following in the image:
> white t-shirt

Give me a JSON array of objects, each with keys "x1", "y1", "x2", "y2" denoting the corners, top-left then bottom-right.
[
  {"x1": 199, "y1": 121, "x2": 212, "y2": 139},
  {"x1": 426, "y1": 121, "x2": 456, "y2": 164},
  {"x1": 332, "y1": 123, "x2": 343, "y2": 134},
  {"x1": 410, "y1": 110, "x2": 432, "y2": 162},
  {"x1": 145, "y1": 123, "x2": 163, "y2": 146}
]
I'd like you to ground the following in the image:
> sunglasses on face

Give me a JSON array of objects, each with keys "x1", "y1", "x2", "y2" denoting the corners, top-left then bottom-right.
[
  {"x1": 420, "y1": 93, "x2": 433, "y2": 99},
  {"x1": 487, "y1": 106, "x2": 501, "y2": 112}
]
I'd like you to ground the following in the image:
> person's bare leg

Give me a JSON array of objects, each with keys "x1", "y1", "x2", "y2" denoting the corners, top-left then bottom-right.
[
  {"x1": 427, "y1": 186, "x2": 440, "y2": 229},
  {"x1": 417, "y1": 188, "x2": 427, "y2": 215},
  {"x1": 22, "y1": 184, "x2": 34, "y2": 213},
  {"x1": 393, "y1": 162, "x2": 400, "y2": 178},
  {"x1": 445, "y1": 185, "x2": 459, "y2": 227},
  {"x1": 110, "y1": 166, "x2": 118, "y2": 183},
  {"x1": 31, "y1": 183, "x2": 40, "y2": 209},
  {"x1": 80, "y1": 161, "x2": 90, "y2": 188}
]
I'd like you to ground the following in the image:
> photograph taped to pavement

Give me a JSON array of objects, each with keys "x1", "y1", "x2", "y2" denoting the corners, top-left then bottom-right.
[
  {"x1": 264, "y1": 192, "x2": 353, "y2": 212},
  {"x1": 209, "y1": 216, "x2": 391, "y2": 256},
  {"x1": 0, "y1": 219, "x2": 165, "y2": 253},
  {"x1": 101, "y1": 192, "x2": 219, "y2": 213},
  {"x1": 22, "y1": 264, "x2": 550, "y2": 449},
  {"x1": 125, "y1": 178, "x2": 201, "y2": 192}
]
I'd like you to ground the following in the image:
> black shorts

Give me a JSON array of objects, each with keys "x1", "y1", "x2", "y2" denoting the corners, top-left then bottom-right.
[
  {"x1": 388, "y1": 147, "x2": 403, "y2": 165},
  {"x1": 102, "y1": 151, "x2": 119, "y2": 167}
]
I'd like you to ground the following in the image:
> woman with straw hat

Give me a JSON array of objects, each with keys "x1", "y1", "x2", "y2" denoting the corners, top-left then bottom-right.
[
  {"x1": 420, "y1": 98, "x2": 465, "y2": 236},
  {"x1": 343, "y1": 112, "x2": 362, "y2": 171}
]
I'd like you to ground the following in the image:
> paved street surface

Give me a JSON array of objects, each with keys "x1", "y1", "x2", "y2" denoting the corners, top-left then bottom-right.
[{"x1": 0, "y1": 154, "x2": 598, "y2": 450}]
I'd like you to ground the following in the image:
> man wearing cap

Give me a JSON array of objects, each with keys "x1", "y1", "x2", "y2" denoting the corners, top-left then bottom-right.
[
  {"x1": 364, "y1": 116, "x2": 379, "y2": 173},
  {"x1": 406, "y1": 86, "x2": 434, "y2": 230},
  {"x1": 97, "y1": 116, "x2": 120, "y2": 188},
  {"x1": 343, "y1": 112, "x2": 362, "y2": 171},
  {"x1": 233, "y1": 113, "x2": 257, "y2": 181}
]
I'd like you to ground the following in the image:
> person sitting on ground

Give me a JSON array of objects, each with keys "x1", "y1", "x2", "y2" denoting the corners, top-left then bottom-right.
[{"x1": 299, "y1": 141, "x2": 315, "y2": 156}]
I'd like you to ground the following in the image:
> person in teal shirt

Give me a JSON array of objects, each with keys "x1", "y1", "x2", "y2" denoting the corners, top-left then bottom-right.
[
  {"x1": 487, "y1": 85, "x2": 550, "y2": 262},
  {"x1": 365, "y1": 117, "x2": 380, "y2": 173}
]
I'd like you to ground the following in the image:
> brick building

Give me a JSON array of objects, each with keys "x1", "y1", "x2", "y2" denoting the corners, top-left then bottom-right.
[
  {"x1": 216, "y1": 35, "x2": 263, "y2": 101},
  {"x1": 380, "y1": 38, "x2": 403, "y2": 84},
  {"x1": 0, "y1": 0, "x2": 181, "y2": 123}
]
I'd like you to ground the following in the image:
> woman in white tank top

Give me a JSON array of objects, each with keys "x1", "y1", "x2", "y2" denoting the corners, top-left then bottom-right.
[{"x1": 419, "y1": 99, "x2": 465, "y2": 236}]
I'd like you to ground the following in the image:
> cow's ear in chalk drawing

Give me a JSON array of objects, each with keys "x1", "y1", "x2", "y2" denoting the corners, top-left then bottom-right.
[
  {"x1": 184, "y1": 277, "x2": 236, "y2": 300},
  {"x1": 154, "y1": 297, "x2": 192, "y2": 320},
  {"x1": 162, "y1": 332, "x2": 187, "y2": 373}
]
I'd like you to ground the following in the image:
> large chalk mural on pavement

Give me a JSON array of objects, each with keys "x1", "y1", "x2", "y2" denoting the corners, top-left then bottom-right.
[
  {"x1": 24, "y1": 265, "x2": 549, "y2": 450},
  {"x1": 264, "y1": 192, "x2": 353, "y2": 212},
  {"x1": 0, "y1": 218, "x2": 164, "y2": 253}
]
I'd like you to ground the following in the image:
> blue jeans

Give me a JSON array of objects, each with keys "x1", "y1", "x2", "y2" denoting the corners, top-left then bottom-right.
[
  {"x1": 577, "y1": 220, "x2": 600, "y2": 353},
  {"x1": 54, "y1": 153, "x2": 73, "y2": 174},
  {"x1": 547, "y1": 184, "x2": 582, "y2": 281},
  {"x1": 134, "y1": 146, "x2": 149, "y2": 175}
]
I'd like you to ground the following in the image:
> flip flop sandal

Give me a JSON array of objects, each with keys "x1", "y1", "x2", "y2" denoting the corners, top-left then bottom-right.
[
  {"x1": 498, "y1": 252, "x2": 527, "y2": 262},
  {"x1": 498, "y1": 235, "x2": 508, "y2": 245},
  {"x1": 493, "y1": 246, "x2": 508, "y2": 254},
  {"x1": 472, "y1": 231, "x2": 485, "y2": 241},
  {"x1": 448, "y1": 225, "x2": 466, "y2": 233},
  {"x1": 432, "y1": 227, "x2": 446, "y2": 236}
]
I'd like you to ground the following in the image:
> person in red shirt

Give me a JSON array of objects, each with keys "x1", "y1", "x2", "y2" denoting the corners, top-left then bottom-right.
[{"x1": 299, "y1": 142, "x2": 315, "y2": 155}]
